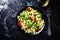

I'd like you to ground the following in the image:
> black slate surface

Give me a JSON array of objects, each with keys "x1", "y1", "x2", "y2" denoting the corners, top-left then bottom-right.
[{"x1": 0, "y1": 0, "x2": 60, "y2": 40}]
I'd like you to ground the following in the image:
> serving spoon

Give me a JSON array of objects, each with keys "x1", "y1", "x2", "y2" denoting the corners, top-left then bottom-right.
[{"x1": 47, "y1": 8, "x2": 51, "y2": 36}]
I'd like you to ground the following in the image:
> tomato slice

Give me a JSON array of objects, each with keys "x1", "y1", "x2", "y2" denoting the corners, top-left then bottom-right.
[
  {"x1": 34, "y1": 14, "x2": 36, "y2": 16},
  {"x1": 33, "y1": 14, "x2": 36, "y2": 23},
  {"x1": 17, "y1": 20, "x2": 22, "y2": 27},
  {"x1": 34, "y1": 16, "x2": 36, "y2": 23},
  {"x1": 26, "y1": 7, "x2": 31, "y2": 12},
  {"x1": 35, "y1": 28, "x2": 39, "y2": 32},
  {"x1": 28, "y1": 17, "x2": 32, "y2": 21}
]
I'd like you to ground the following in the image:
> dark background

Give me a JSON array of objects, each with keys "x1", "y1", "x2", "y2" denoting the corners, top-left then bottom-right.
[{"x1": 0, "y1": 0, "x2": 60, "y2": 40}]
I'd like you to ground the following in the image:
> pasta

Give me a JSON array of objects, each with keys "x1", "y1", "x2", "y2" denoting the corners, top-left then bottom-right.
[{"x1": 17, "y1": 7, "x2": 44, "y2": 34}]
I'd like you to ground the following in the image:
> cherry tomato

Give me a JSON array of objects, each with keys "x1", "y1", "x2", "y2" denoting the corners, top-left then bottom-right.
[
  {"x1": 35, "y1": 28, "x2": 39, "y2": 32},
  {"x1": 17, "y1": 20, "x2": 22, "y2": 27},
  {"x1": 26, "y1": 7, "x2": 31, "y2": 12}
]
